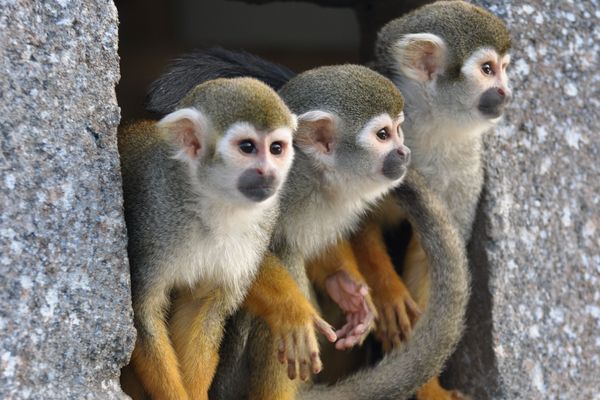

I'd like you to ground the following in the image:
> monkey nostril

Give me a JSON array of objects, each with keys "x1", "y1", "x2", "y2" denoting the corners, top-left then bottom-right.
[
  {"x1": 255, "y1": 168, "x2": 264, "y2": 176},
  {"x1": 397, "y1": 146, "x2": 410, "y2": 158},
  {"x1": 497, "y1": 88, "x2": 506, "y2": 97}
]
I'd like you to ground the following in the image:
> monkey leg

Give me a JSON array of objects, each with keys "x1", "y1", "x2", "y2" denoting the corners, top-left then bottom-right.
[
  {"x1": 120, "y1": 364, "x2": 149, "y2": 400},
  {"x1": 247, "y1": 320, "x2": 302, "y2": 400},
  {"x1": 351, "y1": 221, "x2": 421, "y2": 348},
  {"x1": 170, "y1": 287, "x2": 229, "y2": 400},
  {"x1": 130, "y1": 288, "x2": 189, "y2": 400},
  {"x1": 404, "y1": 234, "x2": 468, "y2": 400},
  {"x1": 244, "y1": 253, "x2": 337, "y2": 381}
]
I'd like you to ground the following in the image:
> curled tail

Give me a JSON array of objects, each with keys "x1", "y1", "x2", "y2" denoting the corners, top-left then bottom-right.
[
  {"x1": 300, "y1": 169, "x2": 470, "y2": 400},
  {"x1": 145, "y1": 48, "x2": 296, "y2": 116}
]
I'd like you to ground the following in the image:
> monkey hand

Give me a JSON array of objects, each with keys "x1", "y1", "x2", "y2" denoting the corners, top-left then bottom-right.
[
  {"x1": 372, "y1": 277, "x2": 421, "y2": 351},
  {"x1": 325, "y1": 270, "x2": 376, "y2": 350},
  {"x1": 272, "y1": 303, "x2": 337, "y2": 381}
]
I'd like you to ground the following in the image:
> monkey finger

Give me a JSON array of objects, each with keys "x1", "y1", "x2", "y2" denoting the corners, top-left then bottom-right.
[
  {"x1": 314, "y1": 315, "x2": 337, "y2": 342},
  {"x1": 288, "y1": 358, "x2": 298, "y2": 380},
  {"x1": 336, "y1": 330, "x2": 364, "y2": 349},
  {"x1": 396, "y1": 304, "x2": 412, "y2": 341},
  {"x1": 334, "y1": 337, "x2": 354, "y2": 350},
  {"x1": 391, "y1": 333, "x2": 402, "y2": 349},
  {"x1": 285, "y1": 333, "x2": 298, "y2": 380},
  {"x1": 310, "y1": 352, "x2": 323, "y2": 375},
  {"x1": 305, "y1": 328, "x2": 323, "y2": 374},
  {"x1": 298, "y1": 331, "x2": 313, "y2": 381},
  {"x1": 358, "y1": 284, "x2": 369, "y2": 297},
  {"x1": 299, "y1": 358, "x2": 310, "y2": 381},
  {"x1": 277, "y1": 337, "x2": 286, "y2": 364},
  {"x1": 335, "y1": 322, "x2": 353, "y2": 339},
  {"x1": 405, "y1": 296, "x2": 422, "y2": 322},
  {"x1": 340, "y1": 334, "x2": 361, "y2": 349},
  {"x1": 383, "y1": 305, "x2": 400, "y2": 338},
  {"x1": 377, "y1": 308, "x2": 388, "y2": 335}
]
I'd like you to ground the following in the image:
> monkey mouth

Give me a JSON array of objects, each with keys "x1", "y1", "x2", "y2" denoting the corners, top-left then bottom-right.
[
  {"x1": 238, "y1": 185, "x2": 276, "y2": 202},
  {"x1": 478, "y1": 105, "x2": 504, "y2": 119},
  {"x1": 381, "y1": 149, "x2": 411, "y2": 180}
]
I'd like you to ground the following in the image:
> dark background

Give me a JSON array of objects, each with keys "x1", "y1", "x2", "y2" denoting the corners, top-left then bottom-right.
[{"x1": 115, "y1": 0, "x2": 431, "y2": 120}]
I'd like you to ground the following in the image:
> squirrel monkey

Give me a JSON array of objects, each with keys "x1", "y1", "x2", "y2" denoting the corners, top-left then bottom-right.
[
  {"x1": 147, "y1": 57, "x2": 409, "y2": 398},
  {"x1": 337, "y1": 2, "x2": 512, "y2": 398},
  {"x1": 119, "y1": 78, "x2": 296, "y2": 400},
  {"x1": 146, "y1": 50, "x2": 469, "y2": 399}
]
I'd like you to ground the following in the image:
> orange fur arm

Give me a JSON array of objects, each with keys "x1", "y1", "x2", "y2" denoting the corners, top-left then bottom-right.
[
  {"x1": 244, "y1": 252, "x2": 317, "y2": 328},
  {"x1": 306, "y1": 240, "x2": 366, "y2": 290}
]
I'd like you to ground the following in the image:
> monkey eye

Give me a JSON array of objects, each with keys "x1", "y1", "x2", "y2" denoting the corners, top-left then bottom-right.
[
  {"x1": 376, "y1": 128, "x2": 390, "y2": 141},
  {"x1": 270, "y1": 142, "x2": 283, "y2": 155},
  {"x1": 481, "y1": 62, "x2": 493, "y2": 76},
  {"x1": 239, "y1": 140, "x2": 256, "y2": 154}
]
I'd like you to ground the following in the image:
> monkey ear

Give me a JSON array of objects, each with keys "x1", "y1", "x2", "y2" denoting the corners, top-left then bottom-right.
[
  {"x1": 157, "y1": 107, "x2": 208, "y2": 162},
  {"x1": 393, "y1": 33, "x2": 447, "y2": 82},
  {"x1": 295, "y1": 110, "x2": 339, "y2": 158}
]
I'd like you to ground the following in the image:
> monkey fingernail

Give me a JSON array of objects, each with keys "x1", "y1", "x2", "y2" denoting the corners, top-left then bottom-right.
[
  {"x1": 299, "y1": 360, "x2": 310, "y2": 381},
  {"x1": 359, "y1": 285, "x2": 369, "y2": 296},
  {"x1": 287, "y1": 360, "x2": 297, "y2": 380}
]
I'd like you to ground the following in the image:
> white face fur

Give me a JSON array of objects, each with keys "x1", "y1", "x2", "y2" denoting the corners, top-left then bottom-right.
[
  {"x1": 461, "y1": 47, "x2": 512, "y2": 124},
  {"x1": 356, "y1": 112, "x2": 409, "y2": 185},
  {"x1": 392, "y1": 33, "x2": 512, "y2": 142},
  {"x1": 159, "y1": 107, "x2": 295, "y2": 206},
  {"x1": 214, "y1": 121, "x2": 295, "y2": 204}
]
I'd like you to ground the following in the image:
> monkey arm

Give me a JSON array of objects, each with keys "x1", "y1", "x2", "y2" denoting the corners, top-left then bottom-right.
[
  {"x1": 350, "y1": 219, "x2": 422, "y2": 349},
  {"x1": 243, "y1": 252, "x2": 337, "y2": 381},
  {"x1": 306, "y1": 240, "x2": 376, "y2": 349}
]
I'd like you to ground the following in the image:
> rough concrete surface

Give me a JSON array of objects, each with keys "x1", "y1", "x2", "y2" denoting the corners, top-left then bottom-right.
[
  {"x1": 442, "y1": 1, "x2": 600, "y2": 399},
  {"x1": 0, "y1": 1, "x2": 135, "y2": 398}
]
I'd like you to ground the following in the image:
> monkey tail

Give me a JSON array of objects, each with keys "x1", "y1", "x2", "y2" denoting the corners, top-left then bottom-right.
[
  {"x1": 145, "y1": 48, "x2": 297, "y2": 116},
  {"x1": 299, "y1": 169, "x2": 470, "y2": 400}
]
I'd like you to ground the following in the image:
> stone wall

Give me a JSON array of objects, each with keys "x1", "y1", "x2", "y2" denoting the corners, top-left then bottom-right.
[
  {"x1": 443, "y1": 1, "x2": 600, "y2": 398},
  {"x1": 0, "y1": 1, "x2": 135, "y2": 398}
]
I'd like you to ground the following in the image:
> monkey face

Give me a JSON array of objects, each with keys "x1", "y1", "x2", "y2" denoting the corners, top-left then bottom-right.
[
  {"x1": 354, "y1": 112, "x2": 411, "y2": 184},
  {"x1": 461, "y1": 48, "x2": 512, "y2": 121},
  {"x1": 217, "y1": 122, "x2": 295, "y2": 203}
]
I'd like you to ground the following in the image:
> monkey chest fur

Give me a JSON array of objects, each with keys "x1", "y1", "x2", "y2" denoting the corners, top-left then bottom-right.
[{"x1": 165, "y1": 206, "x2": 275, "y2": 302}]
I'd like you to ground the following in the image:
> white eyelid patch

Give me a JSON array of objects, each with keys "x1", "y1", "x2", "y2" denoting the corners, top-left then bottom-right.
[
  {"x1": 217, "y1": 121, "x2": 259, "y2": 157},
  {"x1": 461, "y1": 47, "x2": 500, "y2": 76},
  {"x1": 267, "y1": 127, "x2": 294, "y2": 145},
  {"x1": 357, "y1": 113, "x2": 394, "y2": 150}
]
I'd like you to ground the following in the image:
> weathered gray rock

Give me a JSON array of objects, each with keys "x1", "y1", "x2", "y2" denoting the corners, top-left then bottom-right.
[
  {"x1": 0, "y1": 1, "x2": 135, "y2": 398},
  {"x1": 442, "y1": 1, "x2": 600, "y2": 399}
]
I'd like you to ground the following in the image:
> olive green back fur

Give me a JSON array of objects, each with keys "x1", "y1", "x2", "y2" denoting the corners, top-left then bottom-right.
[{"x1": 376, "y1": 1, "x2": 511, "y2": 76}]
